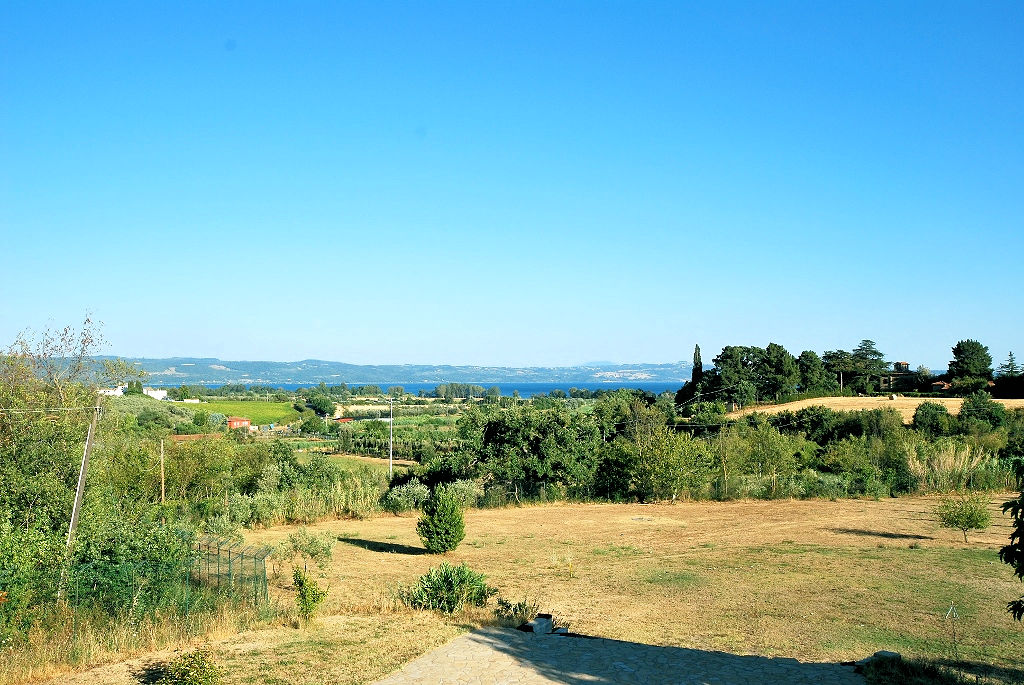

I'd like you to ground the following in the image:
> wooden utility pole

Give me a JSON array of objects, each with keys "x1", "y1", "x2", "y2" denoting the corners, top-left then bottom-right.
[
  {"x1": 65, "y1": 403, "x2": 100, "y2": 554},
  {"x1": 59, "y1": 401, "x2": 99, "y2": 600},
  {"x1": 160, "y1": 439, "x2": 165, "y2": 503}
]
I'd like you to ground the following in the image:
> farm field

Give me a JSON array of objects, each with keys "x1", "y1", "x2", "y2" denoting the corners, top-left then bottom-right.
[
  {"x1": 291, "y1": 448, "x2": 417, "y2": 470},
  {"x1": 53, "y1": 495, "x2": 1024, "y2": 685},
  {"x1": 176, "y1": 400, "x2": 302, "y2": 426},
  {"x1": 727, "y1": 396, "x2": 1024, "y2": 423}
]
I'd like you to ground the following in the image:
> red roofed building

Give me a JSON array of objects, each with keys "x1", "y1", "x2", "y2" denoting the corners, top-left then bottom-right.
[{"x1": 226, "y1": 416, "x2": 251, "y2": 430}]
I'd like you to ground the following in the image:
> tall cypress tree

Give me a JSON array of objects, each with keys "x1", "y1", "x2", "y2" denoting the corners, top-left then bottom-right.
[
  {"x1": 691, "y1": 344, "x2": 703, "y2": 386},
  {"x1": 675, "y1": 344, "x2": 704, "y2": 408}
]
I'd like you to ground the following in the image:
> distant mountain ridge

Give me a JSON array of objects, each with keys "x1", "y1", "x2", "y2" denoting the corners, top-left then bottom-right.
[{"x1": 97, "y1": 357, "x2": 692, "y2": 386}]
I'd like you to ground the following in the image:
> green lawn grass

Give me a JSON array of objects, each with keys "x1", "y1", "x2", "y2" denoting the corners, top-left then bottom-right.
[{"x1": 185, "y1": 400, "x2": 301, "y2": 426}]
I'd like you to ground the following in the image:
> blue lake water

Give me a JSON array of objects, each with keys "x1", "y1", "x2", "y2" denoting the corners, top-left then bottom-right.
[{"x1": 150, "y1": 380, "x2": 685, "y2": 397}]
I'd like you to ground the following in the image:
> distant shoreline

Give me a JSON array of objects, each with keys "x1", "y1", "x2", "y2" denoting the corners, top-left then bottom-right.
[{"x1": 143, "y1": 380, "x2": 685, "y2": 397}]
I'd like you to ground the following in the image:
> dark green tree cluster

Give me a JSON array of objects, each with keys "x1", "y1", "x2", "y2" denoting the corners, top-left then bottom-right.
[
  {"x1": 948, "y1": 339, "x2": 994, "y2": 395},
  {"x1": 389, "y1": 383, "x2": 1024, "y2": 511},
  {"x1": 822, "y1": 340, "x2": 888, "y2": 394},
  {"x1": 676, "y1": 342, "x2": 839, "y2": 411},
  {"x1": 994, "y1": 351, "x2": 1024, "y2": 399},
  {"x1": 433, "y1": 383, "x2": 487, "y2": 400},
  {"x1": 306, "y1": 392, "x2": 336, "y2": 417}
]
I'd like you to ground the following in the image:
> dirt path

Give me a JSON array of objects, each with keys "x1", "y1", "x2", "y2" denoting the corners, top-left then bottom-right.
[{"x1": 374, "y1": 627, "x2": 862, "y2": 685}]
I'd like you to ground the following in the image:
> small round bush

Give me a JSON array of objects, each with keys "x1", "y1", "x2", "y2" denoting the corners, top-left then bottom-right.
[
  {"x1": 157, "y1": 648, "x2": 222, "y2": 685},
  {"x1": 416, "y1": 491, "x2": 465, "y2": 554}
]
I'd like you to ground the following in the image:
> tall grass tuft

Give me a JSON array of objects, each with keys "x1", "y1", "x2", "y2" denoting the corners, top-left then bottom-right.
[
  {"x1": 0, "y1": 591, "x2": 272, "y2": 685},
  {"x1": 907, "y1": 438, "x2": 999, "y2": 492}
]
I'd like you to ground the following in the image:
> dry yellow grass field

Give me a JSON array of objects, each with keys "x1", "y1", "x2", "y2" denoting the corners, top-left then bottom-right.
[
  {"x1": 726, "y1": 396, "x2": 1024, "y2": 423},
  {"x1": 48, "y1": 495, "x2": 1024, "y2": 685}
]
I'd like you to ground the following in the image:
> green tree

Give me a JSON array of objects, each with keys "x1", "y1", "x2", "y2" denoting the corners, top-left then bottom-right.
[
  {"x1": 797, "y1": 350, "x2": 836, "y2": 394},
  {"x1": 759, "y1": 343, "x2": 799, "y2": 401},
  {"x1": 688, "y1": 400, "x2": 727, "y2": 428},
  {"x1": 674, "y1": 343, "x2": 717, "y2": 410},
  {"x1": 949, "y1": 339, "x2": 994, "y2": 381},
  {"x1": 914, "y1": 365, "x2": 932, "y2": 390},
  {"x1": 293, "y1": 568, "x2": 328, "y2": 624},
  {"x1": 936, "y1": 494, "x2": 991, "y2": 543},
  {"x1": 958, "y1": 390, "x2": 1006, "y2": 429},
  {"x1": 822, "y1": 349, "x2": 855, "y2": 392},
  {"x1": 995, "y1": 354, "x2": 1024, "y2": 399},
  {"x1": 307, "y1": 393, "x2": 335, "y2": 417},
  {"x1": 300, "y1": 416, "x2": 327, "y2": 435},
  {"x1": 998, "y1": 352, "x2": 1021, "y2": 378},
  {"x1": 912, "y1": 401, "x2": 951, "y2": 437},
  {"x1": 417, "y1": 490, "x2": 465, "y2": 553},
  {"x1": 713, "y1": 346, "x2": 764, "y2": 406},
  {"x1": 850, "y1": 339, "x2": 887, "y2": 393},
  {"x1": 746, "y1": 423, "x2": 797, "y2": 497},
  {"x1": 691, "y1": 344, "x2": 703, "y2": 387}
]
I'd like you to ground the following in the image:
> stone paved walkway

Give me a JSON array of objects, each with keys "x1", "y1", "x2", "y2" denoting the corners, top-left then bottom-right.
[{"x1": 374, "y1": 627, "x2": 864, "y2": 684}]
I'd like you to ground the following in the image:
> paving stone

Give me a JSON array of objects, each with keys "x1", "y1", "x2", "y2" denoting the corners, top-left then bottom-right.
[{"x1": 373, "y1": 627, "x2": 863, "y2": 684}]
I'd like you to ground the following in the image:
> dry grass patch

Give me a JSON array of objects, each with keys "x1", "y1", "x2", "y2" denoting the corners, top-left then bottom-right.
[
  {"x1": 242, "y1": 496, "x2": 1022, "y2": 678},
  {"x1": 726, "y1": 396, "x2": 1024, "y2": 423},
  {"x1": 47, "y1": 612, "x2": 464, "y2": 685},
  {"x1": 41, "y1": 496, "x2": 1024, "y2": 684}
]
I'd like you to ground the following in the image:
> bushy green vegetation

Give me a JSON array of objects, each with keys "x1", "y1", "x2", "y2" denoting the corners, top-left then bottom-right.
[
  {"x1": 494, "y1": 596, "x2": 540, "y2": 626},
  {"x1": 416, "y1": 491, "x2": 466, "y2": 553},
  {"x1": 0, "y1": 325, "x2": 388, "y2": 679},
  {"x1": 398, "y1": 562, "x2": 497, "y2": 614},
  {"x1": 293, "y1": 568, "x2": 328, "y2": 623},
  {"x1": 381, "y1": 479, "x2": 430, "y2": 513},
  {"x1": 156, "y1": 648, "x2": 224, "y2": 685},
  {"x1": 381, "y1": 389, "x2": 1020, "y2": 510},
  {"x1": 0, "y1": 327, "x2": 246, "y2": 679}
]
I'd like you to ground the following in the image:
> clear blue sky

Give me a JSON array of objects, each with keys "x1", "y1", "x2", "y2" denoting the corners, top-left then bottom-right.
[{"x1": 2, "y1": 2, "x2": 1021, "y2": 369}]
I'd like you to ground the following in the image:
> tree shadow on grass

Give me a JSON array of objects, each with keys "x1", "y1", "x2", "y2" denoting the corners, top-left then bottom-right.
[
  {"x1": 129, "y1": 660, "x2": 166, "y2": 684},
  {"x1": 338, "y1": 537, "x2": 426, "y2": 555},
  {"x1": 932, "y1": 658, "x2": 1024, "y2": 684},
  {"x1": 829, "y1": 527, "x2": 932, "y2": 540},
  {"x1": 402, "y1": 627, "x2": 864, "y2": 685}
]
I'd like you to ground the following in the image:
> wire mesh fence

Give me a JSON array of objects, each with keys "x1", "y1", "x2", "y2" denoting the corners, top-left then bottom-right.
[
  {"x1": 62, "y1": 537, "x2": 271, "y2": 617},
  {"x1": 195, "y1": 535, "x2": 271, "y2": 603}
]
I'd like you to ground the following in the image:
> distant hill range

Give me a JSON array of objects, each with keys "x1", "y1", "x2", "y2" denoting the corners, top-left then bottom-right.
[{"x1": 97, "y1": 357, "x2": 693, "y2": 387}]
